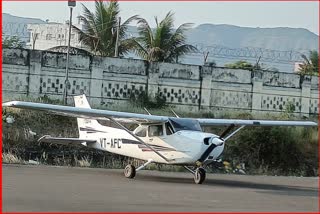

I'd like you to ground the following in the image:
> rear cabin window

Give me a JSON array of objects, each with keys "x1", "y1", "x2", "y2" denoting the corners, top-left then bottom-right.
[{"x1": 148, "y1": 125, "x2": 163, "y2": 137}]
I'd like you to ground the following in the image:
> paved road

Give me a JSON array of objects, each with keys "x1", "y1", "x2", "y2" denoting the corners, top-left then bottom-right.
[{"x1": 3, "y1": 164, "x2": 318, "y2": 212}]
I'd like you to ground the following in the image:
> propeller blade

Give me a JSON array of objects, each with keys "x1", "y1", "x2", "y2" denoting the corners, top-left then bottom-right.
[
  {"x1": 197, "y1": 138, "x2": 224, "y2": 163},
  {"x1": 198, "y1": 143, "x2": 217, "y2": 163},
  {"x1": 219, "y1": 124, "x2": 235, "y2": 140}
]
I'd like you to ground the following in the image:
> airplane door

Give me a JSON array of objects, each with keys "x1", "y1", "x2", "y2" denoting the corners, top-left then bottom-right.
[{"x1": 148, "y1": 124, "x2": 164, "y2": 144}]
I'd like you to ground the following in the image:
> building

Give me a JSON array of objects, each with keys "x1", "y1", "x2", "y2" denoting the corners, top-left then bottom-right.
[{"x1": 26, "y1": 18, "x2": 86, "y2": 51}]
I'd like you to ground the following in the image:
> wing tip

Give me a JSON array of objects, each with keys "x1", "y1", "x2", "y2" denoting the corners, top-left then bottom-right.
[
  {"x1": 310, "y1": 122, "x2": 318, "y2": 126},
  {"x1": 2, "y1": 101, "x2": 20, "y2": 107}
]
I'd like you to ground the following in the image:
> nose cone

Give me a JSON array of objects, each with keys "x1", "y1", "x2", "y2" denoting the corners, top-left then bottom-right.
[{"x1": 210, "y1": 137, "x2": 224, "y2": 146}]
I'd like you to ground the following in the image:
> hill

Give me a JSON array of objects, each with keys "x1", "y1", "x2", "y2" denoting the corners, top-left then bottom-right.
[
  {"x1": 187, "y1": 24, "x2": 318, "y2": 52},
  {"x1": 2, "y1": 13, "x2": 45, "y2": 41}
]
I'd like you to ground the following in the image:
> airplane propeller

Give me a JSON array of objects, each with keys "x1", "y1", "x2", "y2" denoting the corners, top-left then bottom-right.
[
  {"x1": 197, "y1": 124, "x2": 236, "y2": 165},
  {"x1": 197, "y1": 137, "x2": 224, "y2": 164}
]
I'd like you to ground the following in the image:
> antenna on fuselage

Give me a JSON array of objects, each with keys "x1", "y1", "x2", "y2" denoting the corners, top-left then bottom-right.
[
  {"x1": 144, "y1": 107, "x2": 152, "y2": 115},
  {"x1": 170, "y1": 107, "x2": 180, "y2": 118}
]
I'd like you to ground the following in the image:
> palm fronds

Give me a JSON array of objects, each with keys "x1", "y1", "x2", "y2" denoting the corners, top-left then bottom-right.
[
  {"x1": 72, "y1": 0, "x2": 138, "y2": 57},
  {"x1": 131, "y1": 11, "x2": 197, "y2": 62}
]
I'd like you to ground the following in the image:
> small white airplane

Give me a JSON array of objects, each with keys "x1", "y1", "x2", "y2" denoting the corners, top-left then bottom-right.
[{"x1": 3, "y1": 94, "x2": 318, "y2": 184}]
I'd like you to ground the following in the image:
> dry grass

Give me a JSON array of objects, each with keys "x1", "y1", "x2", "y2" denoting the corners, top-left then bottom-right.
[
  {"x1": 2, "y1": 152, "x2": 25, "y2": 164},
  {"x1": 76, "y1": 156, "x2": 92, "y2": 167}
]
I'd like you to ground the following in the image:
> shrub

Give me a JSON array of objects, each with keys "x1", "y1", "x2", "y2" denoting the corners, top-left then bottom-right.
[
  {"x1": 223, "y1": 126, "x2": 318, "y2": 176},
  {"x1": 2, "y1": 152, "x2": 25, "y2": 164},
  {"x1": 129, "y1": 91, "x2": 166, "y2": 109}
]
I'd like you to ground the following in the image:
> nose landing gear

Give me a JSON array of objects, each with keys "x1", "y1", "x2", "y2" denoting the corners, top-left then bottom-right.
[
  {"x1": 194, "y1": 167, "x2": 206, "y2": 184},
  {"x1": 184, "y1": 166, "x2": 206, "y2": 184}
]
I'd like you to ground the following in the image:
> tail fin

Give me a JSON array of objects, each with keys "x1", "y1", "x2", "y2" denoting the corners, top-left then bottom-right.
[{"x1": 74, "y1": 94, "x2": 101, "y2": 138}]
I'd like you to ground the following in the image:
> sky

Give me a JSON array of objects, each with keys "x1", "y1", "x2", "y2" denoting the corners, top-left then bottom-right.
[{"x1": 2, "y1": 1, "x2": 319, "y2": 35}]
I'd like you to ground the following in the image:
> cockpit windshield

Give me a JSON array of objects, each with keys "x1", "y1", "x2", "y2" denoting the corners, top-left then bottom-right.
[{"x1": 169, "y1": 118, "x2": 202, "y2": 132}]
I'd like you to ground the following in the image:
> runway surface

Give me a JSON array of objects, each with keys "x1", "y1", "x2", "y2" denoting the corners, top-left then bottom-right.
[{"x1": 3, "y1": 164, "x2": 318, "y2": 212}]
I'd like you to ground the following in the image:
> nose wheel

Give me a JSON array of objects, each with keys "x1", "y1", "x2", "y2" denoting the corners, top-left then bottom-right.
[{"x1": 194, "y1": 167, "x2": 206, "y2": 184}]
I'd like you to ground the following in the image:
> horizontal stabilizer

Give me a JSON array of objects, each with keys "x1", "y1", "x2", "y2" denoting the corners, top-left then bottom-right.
[{"x1": 38, "y1": 135, "x2": 96, "y2": 145}]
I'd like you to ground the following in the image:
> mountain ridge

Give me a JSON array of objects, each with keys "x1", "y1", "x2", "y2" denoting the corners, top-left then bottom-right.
[{"x1": 2, "y1": 13, "x2": 318, "y2": 52}]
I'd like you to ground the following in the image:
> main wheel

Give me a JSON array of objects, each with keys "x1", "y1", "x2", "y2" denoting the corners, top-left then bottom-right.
[
  {"x1": 124, "y1": 164, "x2": 136, "y2": 179},
  {"x1": 194, "y1": 167, "x2": 206, "y2": 184}
]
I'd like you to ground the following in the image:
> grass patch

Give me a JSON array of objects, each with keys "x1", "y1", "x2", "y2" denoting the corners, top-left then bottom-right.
[
  {"x1": 2, "y1": 152, "x2": 25, "y2": 164},
  {"x1": 76, "y1": 156, "x2": 92, "y2": 167}
]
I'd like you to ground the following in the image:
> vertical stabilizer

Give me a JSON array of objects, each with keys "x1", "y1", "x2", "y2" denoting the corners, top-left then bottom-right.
[{"x1": 74, "y1": 94, "x2": 101, "y2": 138}]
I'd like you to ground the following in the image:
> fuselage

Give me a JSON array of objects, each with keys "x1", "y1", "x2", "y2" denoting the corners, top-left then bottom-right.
[{"x1": 81, "y1": 123, "x2": 225, "y2": 165}]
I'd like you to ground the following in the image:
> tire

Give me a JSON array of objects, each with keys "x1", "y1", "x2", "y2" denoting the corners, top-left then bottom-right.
[
  {"x1": 124, "y1": 164, "x2": 136, "y2": 179},
  {"x1": 194, "y1": 167, "x2": 206, "y2": 184}
]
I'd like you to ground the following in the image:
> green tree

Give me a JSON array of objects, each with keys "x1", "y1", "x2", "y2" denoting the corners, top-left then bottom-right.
[
  {"x1": 2, "y1": 36, "x2": 24, "y2": 48},
  {"x1": 298, "y1": 51, "x2": 319, "y2": 76},
  {"x1": 72, "y1": 0, "x2": 138, "y2": 57},
  {"x1": 131, "y1": 12, "x2": 197, "y2": 62}
]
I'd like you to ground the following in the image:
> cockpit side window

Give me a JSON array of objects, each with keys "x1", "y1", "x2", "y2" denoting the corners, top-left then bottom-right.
[
  {"x1": 135, "y1": 126, "x2": 147, "y2": 137},
  {"x1": 165, "y1": 122, "x2": 174, "y2": 135},
  {"x1": 148, "y1": 125, "x2": 163, "y2": 137}
]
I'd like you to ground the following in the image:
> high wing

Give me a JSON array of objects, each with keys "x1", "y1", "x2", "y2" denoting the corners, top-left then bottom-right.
[
  {"x1": 38, "y1": 135, "x2": 97, "y2": 145},
  {"x1": 2, "y1": 101, "x2": 168, "y2": 124},
  {"x1": 197, "y1": 118, "x2": 317, "y2": 126},
  {"x1": 2, "y1": 100, "x2": 317, "y2": 127}
]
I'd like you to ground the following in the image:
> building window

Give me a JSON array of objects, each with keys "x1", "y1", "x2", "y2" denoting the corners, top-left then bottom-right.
[
  {"x1": 71, "y1": 34, "x2": 75, "y2": 40},
  {"x1": 46, "y1": 34, "x2": 52, "y2": 40}
]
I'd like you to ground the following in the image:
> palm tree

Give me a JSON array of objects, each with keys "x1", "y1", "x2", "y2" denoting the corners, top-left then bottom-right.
[
  {"x1": 131, "y1": 12, "x2": 197, "y2": 62},
  {"x1": 299, "y1": 51, "x2": 319, "y2": 76},
  {"x1": 72, "y1": 0, "x2": 138, "y2": 57}
]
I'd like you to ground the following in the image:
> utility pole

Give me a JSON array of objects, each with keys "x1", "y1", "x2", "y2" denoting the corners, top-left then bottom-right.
[
  {"x1": 63, "y1": 0, "x2": 76, "y2": 105},
  {"x1": 114, "y1": 17, "x2": 121, "y2": 57}
]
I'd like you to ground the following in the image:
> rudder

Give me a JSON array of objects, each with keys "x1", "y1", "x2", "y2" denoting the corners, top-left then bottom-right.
[{"x1": 74, "y1": 94, "x2": 101, "y2": 138}]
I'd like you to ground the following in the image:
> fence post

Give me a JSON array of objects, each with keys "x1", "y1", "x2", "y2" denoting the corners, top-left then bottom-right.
[
  {"x1": 89, "y1": 56, "x2": 104, "y2": 106},
  {"x1": 301, "y1": 76, "x2": 311, "y2": 116},
  {"x1": 199, "y1": 66, "x2": 212, "y2": 111},
  {"x1": 251, "y1": 70, "x2": 263, "y2": 114},
  {"x1": 29, "y1": 50, "x2": 43, "y2": 97},
  {"x1": 147, "y1": 62, "x2": 160, "y2": 98}
]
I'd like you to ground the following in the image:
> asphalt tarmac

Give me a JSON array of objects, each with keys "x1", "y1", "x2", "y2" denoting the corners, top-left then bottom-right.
[{"x1": 3, "y1": 164, "x2": 318, "y2": 212}]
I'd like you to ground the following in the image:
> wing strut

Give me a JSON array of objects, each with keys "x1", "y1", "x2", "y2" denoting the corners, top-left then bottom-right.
[
  {"x1": 109, "y1": 118, "x2": 171, "y2": 163},
  {"x1": 224, "y1": 125, "x2": 246, "y2": 141},
  {"x1": 219, "y1": 124, "x2": 235, "y2": 140},
  {"x1": 170, "y1": 108, "x2": 180, "y2": 118}
]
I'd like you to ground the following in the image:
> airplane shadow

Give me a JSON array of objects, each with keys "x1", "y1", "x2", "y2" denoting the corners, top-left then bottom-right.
[{"x1": 136, "y1": 173, "x2": 318, "y2": 198}]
